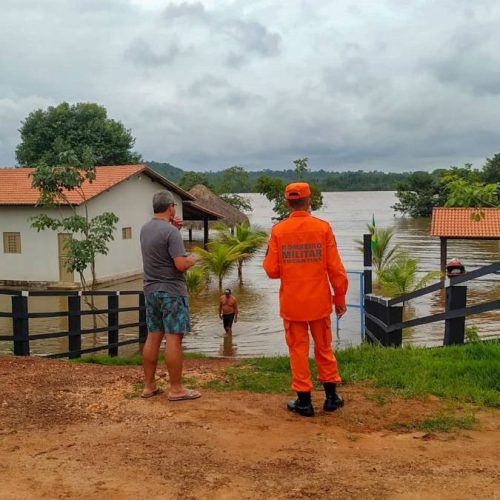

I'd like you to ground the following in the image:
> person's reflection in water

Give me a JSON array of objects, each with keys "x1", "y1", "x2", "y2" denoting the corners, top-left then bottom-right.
[{"x1": 220, "y1": 333, "x2": 237, "y2": 357}]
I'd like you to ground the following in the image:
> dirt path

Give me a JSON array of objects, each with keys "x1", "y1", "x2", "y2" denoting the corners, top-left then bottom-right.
[{"x1": 0, "y1": 356, "x2": 498, "y2": 499}]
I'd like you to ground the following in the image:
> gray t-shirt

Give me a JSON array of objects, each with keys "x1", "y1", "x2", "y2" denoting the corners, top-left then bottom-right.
[{"x1": 140, "y1": 218, "x2": 188, "y2": 296}]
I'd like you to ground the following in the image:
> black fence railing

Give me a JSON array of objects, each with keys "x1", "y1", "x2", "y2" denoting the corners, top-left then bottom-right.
[
  {"x1": 0, "y1": 289, "x2": 147, "y2": 358},
  {"x1": 363, "y1": 261, "x2": 500, "y2": 347}
]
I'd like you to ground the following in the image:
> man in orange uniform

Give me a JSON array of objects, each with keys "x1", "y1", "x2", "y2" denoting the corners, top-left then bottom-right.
[{"x1": 263, "y1": 182, "x2": 348, "y2": 417}]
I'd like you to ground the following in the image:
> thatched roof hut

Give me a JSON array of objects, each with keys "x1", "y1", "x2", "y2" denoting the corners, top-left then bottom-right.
[{"x1": 186, "y1": 184, "x2": 249, "y2": 229}]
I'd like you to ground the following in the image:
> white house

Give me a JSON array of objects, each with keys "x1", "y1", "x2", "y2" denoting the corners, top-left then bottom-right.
[{"x1": 0, "y1": 164, "x2": 220, "y2": 288}]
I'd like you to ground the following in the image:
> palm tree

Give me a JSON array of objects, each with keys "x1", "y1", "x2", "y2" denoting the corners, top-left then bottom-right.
[
  {"x1": 214, "y1": 222, "x2": 268, "y2": 281},
  {"x1": 378, "y1": 253, "x2": 440, "y2": 298},
  {"x1": 185, "y1": 267, "x2": 208, "y2": 296},
  {"x1": 356, "y1": 224, "x2": 400, "y2": 274},
  {"x1": 193, "y1": 241, "x2": 249, "y2": 290}
]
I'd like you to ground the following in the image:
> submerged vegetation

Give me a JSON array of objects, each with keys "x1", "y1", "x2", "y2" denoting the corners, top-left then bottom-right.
[
  {"x1": 214, "y1": 222, "x2": 268, "y2": 281},
  {"x1": 189, "y1": 222, "x2": 268, "y2": 289},
  {"x1": 377, "y1": 254, "x2": 441, "y2": 297},
  {"x1": 356, "y1": 223, "x2": 440, "y2": 298}
]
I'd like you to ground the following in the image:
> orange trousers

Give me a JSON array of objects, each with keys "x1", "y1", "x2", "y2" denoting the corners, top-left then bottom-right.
[{"x1": 284, "y1": 317, "x2": 341, "y2": 392}]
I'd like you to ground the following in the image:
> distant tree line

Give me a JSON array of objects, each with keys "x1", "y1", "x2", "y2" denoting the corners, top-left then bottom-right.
[
  {"x1": 148, "y1": 156, "x2": 499, "y2": 218},
  {"x1": 147, "y1": 161, "x2": 413, "y2": 194}
]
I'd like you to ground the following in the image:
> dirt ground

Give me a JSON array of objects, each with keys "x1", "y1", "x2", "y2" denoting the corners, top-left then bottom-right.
[{"x1": 0, "y1": 356, "x2": 498, "y2": 499}]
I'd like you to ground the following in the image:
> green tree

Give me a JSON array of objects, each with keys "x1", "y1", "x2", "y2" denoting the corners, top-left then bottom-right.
[
  {"x1": 215, "y1": 222, "x2": 268, "y2": 281},
  {"x1": 293, "y1": 157, "x2": 309, "y2": 180},
  {"x1": 30, "y1": 150, "x2": 119, "y2": 290},
  {"x1": 218, "y1": 193, "x2": 253, "y2": 212},
  {"x1": 16, "y1": 102, "x2": 141, "y2": 166},
  {"x1": 444, "y1": 178, "x2": 499, "y2": 209},
  {"x1": 392, "y1": 172, "x2": 447, "y2": 217},
  {"x1": 219, "y1": 166, "x2": 251, "y2": 193},
  {"x1": 255, "y1": 175, "x2": 288, "y2": 220},
  {"x1": 255, "y1": 160, "x2": 323, "y2": 220},
  {"x1": 178, "y1": 171, "x2": 214, "y2": 191},
  {"x1": 378, "y1": 254, "x2": 440, "y2": 298},
  {"x1": 482, "y1": 153, "x2": 500, "y2": 183},
  {"x1": 193, "y1": 241, "x2": 249, "y2": 290}
]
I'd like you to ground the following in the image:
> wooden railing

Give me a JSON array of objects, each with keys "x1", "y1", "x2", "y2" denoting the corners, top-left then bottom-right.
[
  {"x1": 363, "y1": 261, "x2": 500, "y2": 347},
  {"x1": 0, "y1": 289, "x2": 146, "y2": 358}
]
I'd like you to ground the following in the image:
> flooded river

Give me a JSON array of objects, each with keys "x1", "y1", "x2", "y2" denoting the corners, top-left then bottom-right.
[{"x1": 1, "y1": 191, "x2": 499, "y2": 357}]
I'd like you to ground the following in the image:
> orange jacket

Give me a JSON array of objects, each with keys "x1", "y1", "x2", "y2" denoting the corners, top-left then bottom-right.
[{"x1": 263, "y1": 211, "x2": 348, "y2": 321}]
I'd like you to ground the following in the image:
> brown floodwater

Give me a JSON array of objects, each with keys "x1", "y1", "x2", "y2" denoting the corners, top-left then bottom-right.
[{"x1": 0, "y1": 192, "x2": 498, "y2": 357}]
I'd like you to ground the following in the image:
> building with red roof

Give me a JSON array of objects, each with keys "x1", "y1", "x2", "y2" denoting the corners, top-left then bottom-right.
[
  {"x1": 0, "y1": 165, "x2": 220, "y2": 287},
  {"x1": 430, "y1": 207, "x2": 500, "y2": 273}
]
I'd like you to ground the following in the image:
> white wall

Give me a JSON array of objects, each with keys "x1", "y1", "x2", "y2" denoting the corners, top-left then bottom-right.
[
  {"x1": 0, "y1": 206, "x2": 72, "y2": 282},
  {"x1": 82, "y1": 173, "x2": 184, "y2": 283},
  {"x1": 0, "y1": 173, "x2": 184, "y2": 284}
]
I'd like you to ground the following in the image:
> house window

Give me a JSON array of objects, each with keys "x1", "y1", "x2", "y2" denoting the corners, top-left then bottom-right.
[
  {"x1": 122, "y1": 227, "x2": 132, "y2": 240},
  {"x1": 3, "y1": 232, "x2": 21, "y2": 254}
]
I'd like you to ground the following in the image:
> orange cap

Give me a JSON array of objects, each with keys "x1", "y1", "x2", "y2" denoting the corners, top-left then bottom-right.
[{"x1": 285, "y1": 182, "x2": 311, "y2": 200}]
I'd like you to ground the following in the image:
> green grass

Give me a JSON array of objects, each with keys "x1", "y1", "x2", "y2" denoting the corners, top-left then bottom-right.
[
  {"x1": 207, "y1": 342, "x2": 500, "y2": 407},
  {"x1": 337, "y1": 342, "x2": 500, "y2": 407},
  {"x1": 73, "y1": 351, "x2": 207, "y2": 365},
  {"x1": 204, "y1": 356, "x2": 292, "y2": 393},
  {"x1": 391, "y1": 412, "x2": 477, "y2": 433}
]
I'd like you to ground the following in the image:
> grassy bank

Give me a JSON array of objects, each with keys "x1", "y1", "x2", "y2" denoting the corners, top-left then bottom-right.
[
  {"x1": 208, "y1": 343, "x2": 500, "y2": 407},
  {"x1": 77, "y1": 342, "x2": 500, "y2": 407}
]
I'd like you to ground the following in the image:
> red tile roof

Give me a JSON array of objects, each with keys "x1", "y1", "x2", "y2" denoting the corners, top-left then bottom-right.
[
  {"x1": 431, "y1": 207, "x2": 500, "y2": 238},
  {"x1": 0, "y1": 165, "x2": 194, "y2": 205}
]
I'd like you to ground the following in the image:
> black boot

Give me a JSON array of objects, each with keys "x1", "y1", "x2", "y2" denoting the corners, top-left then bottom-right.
[
  {"x1": 323, "y1": 383, "x2": 344, "y2": 412},
  {"x1": 287, "y1": 391, "x2": 314, "y2": 417}
]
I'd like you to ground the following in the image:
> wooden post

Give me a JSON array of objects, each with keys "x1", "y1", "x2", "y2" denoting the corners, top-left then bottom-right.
[
  {"x1": 108, "y1": 294, "x2": 119, "y2": 357},
  {"x1": 67, "y1": 295, "x2": 81, "y2": 359},
  {"x1": 363, "y1": 234, "x2": 372, "y2": 295},
  {"x1": 440, "y1": 237, "x2": 447, "y2": 276},
  {"x1": 188, "y1": 227, "x2": 193, "y2": 242},
  {"x1": 364, "y1": 297, "x2": 382, "y2": 344},
  {"x1": 138, "y1": 293, "x2": 147, "y2": 351},
  {"x1": 444, "y1": 285, "x2": 467, "y2": 345},
  {"x1": 203, "y1": 217, "x2": 209, "y2": 249},
  {"x1": 385, "y1": 304, "x2": 403, "y2": 347},
  {"x1": 12, "y1": 295, "x2": 30, "y2": 356}
]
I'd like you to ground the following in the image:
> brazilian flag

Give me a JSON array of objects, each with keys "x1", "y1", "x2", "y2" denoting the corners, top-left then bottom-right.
[{"x1": 371, "y1": 214, "x2": 377, "y2": 252}]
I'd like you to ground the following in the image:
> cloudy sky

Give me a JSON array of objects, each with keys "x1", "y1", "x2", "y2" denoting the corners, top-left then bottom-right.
[{"x1": 1, "y1": 0, "x2": 500, "y2": 172}]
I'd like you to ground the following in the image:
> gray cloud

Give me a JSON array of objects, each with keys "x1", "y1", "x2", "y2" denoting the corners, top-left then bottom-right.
[
  {"x1": 425, "y1": 30, "x2": 500, "y2": 96},
  {"x1": 125, "y1": 39, "x2": 181, "y2": 67},
  {"x1": 225, "y1": 20, "x2": 281, "y2": 57},
  {"x1": 1, "y1": 0, "x2": 500, "y2": 172},
  {"x1": 164, "y1": 1, "x2": 209, "y2": 21}
]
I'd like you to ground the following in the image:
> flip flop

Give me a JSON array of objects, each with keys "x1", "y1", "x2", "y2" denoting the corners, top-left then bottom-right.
[
  {"x1": 168, "y1": 389, "x2": 201, "y2": 402},
  {"x1": 141, "y1": 388, "x2": 164, "y2": 399}
]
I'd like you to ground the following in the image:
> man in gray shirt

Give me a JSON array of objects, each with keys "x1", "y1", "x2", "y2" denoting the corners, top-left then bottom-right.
[{"x1": 140, "y1": 190, "x2": 200, "y2": 401}]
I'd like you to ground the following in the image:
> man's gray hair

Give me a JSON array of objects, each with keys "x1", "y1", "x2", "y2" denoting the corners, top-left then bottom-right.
[{"x1": 153, "y1": 191, "x2": 176, "y2": 213}]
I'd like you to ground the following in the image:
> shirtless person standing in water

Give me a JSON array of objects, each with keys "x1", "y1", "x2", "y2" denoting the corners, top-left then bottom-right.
[{"x1": 219, "y1": 288, "x2": 238, "y2": 335}]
